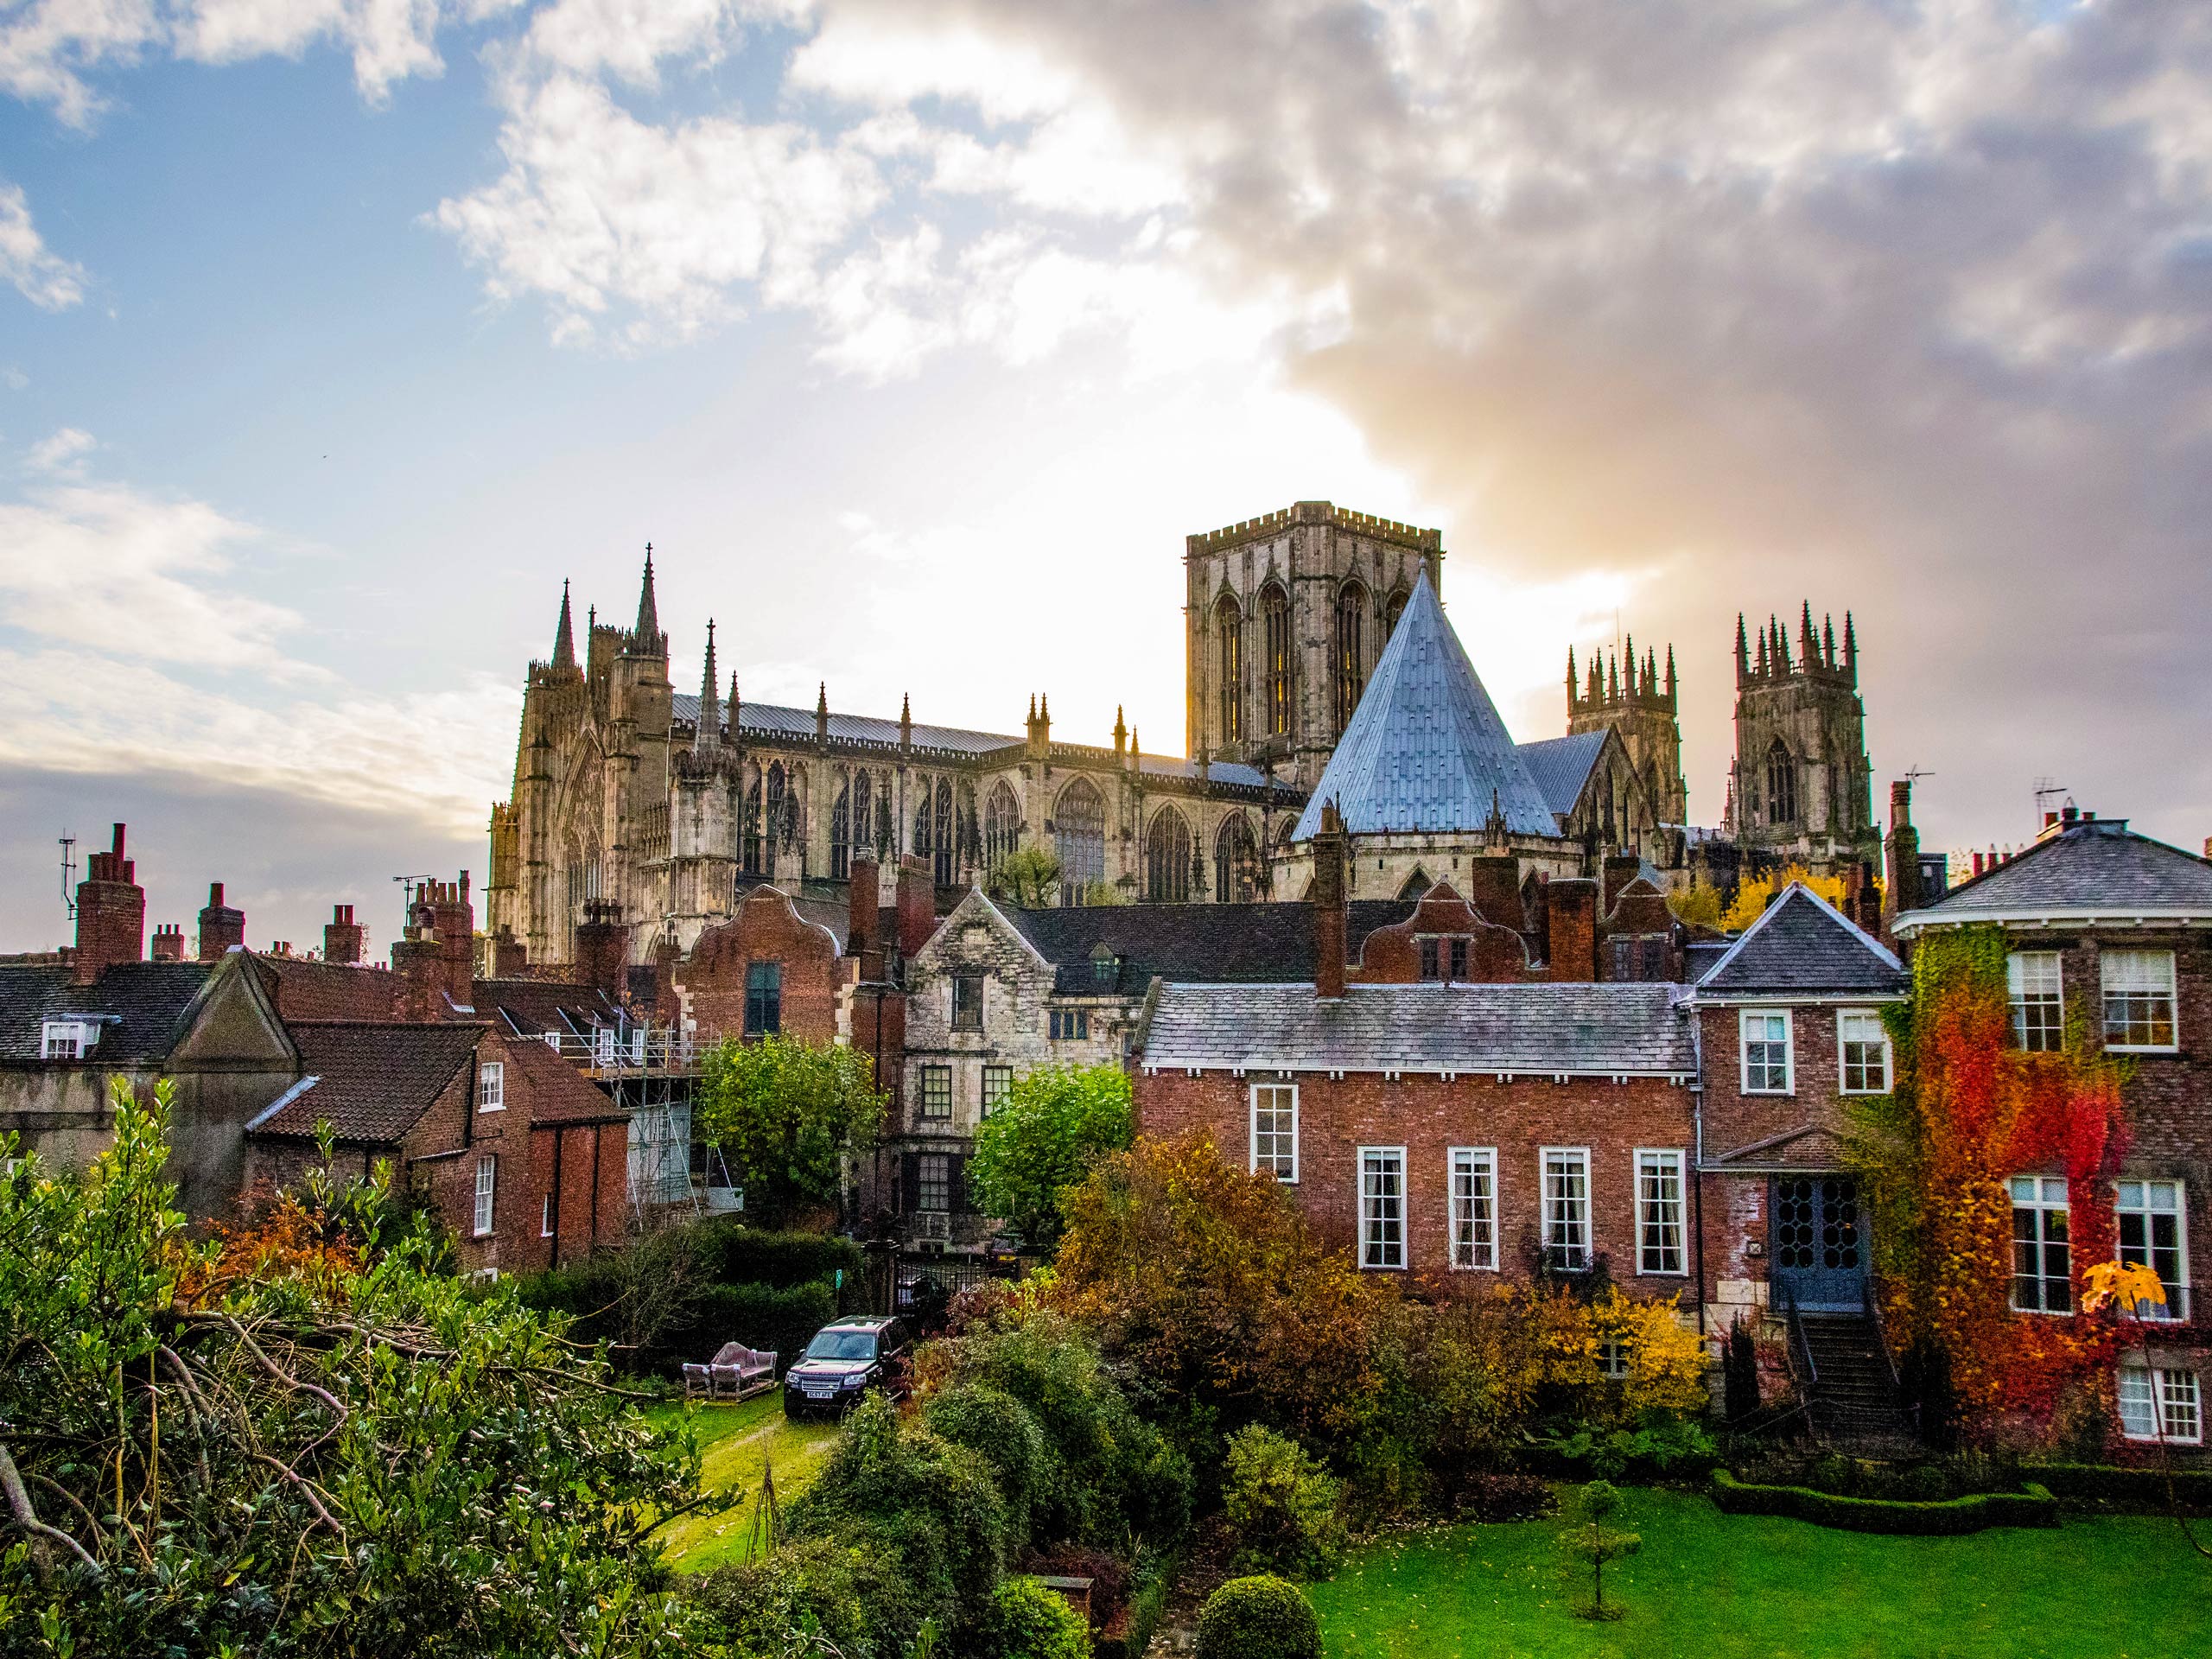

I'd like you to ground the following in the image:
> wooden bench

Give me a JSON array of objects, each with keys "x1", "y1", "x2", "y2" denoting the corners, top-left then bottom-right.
[{"x1": 682, "y1": 1342, "x2": 778, "y2": 1402}]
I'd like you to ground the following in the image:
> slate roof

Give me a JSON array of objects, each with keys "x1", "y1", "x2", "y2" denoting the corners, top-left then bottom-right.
[
  {"x1": 1516, "y1": 731, "x2": 1608, "y2": 821},
  {"x1": 0, "y1": 961, "x2": 213, "y2": 1063},
  {"x1": 673, "y1": 694, "x2": 1018, "y2": 757},
  {"x1": 250, "y1": 1022, "x2": 485, "y2": 1142},
  {"x1": 1693, "y1": 883, "x2": 1904, "y2": 996},
  {"x1": 476, "y1": 977, "x2": 620, "y2": 1035},
  {"x1": 1897, "y1": 817, "x2": 2212, "y2": 932},
  {"x1": 1292, "y1": 567, "x2": 1556, "y2": 840},
  {"x1": 501, "y1": 1034, "x2": 625, "y2": 1124},
  {"x1": 1004, "y1": 899, "x2": 1415, "y2": 995},
  {"x1": 1133, "y1": 753, "x2": 1274, "y2": 789},
  {"x1": 1141, "y1": 981, "x2": 1694, "y2": 1075}
]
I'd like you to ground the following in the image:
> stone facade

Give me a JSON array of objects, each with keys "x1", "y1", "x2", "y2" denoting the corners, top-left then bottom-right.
[{"x1": 1728, "y1": 606, "x2": 1878, "y2": 872}]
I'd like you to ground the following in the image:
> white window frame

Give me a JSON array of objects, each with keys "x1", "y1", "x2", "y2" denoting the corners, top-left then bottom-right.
[
  {"x1": 477, "y1": 1059, "x2": 505, "y2": 1113},
  {"x1": 541, "y1": 1192, "x2": 556, "y2": 1238},
  {"x1": 1597, "y1": 1338, "x2": 1630, "y2": 1380},
  {"x1": 40, "y1": 1020, "x2": 90, "y2": 1060},
  {"x1": 1635, "y1": 1148, "x2": 1688, "y2": 1276},
  {"x1": 2009, "y1": 1174, "x2": 2070, "y2": 1314},
  {"x1": 1358, "y1": 1145, "x2": 1407, "y2": 1271},
  {"x1": 1836, "y1": 1009, "x2": 1891, "y2": 1096},
  {"x1": 2007, "y1": 951, "x2": 2064, "y2": 1052},
  {"x1": 1448, "y1": 1147, "x2": 1497, "y2": 1270},
  {"x1": 981, "y1": 1064, "x2": 1014, "y2": 1118},
  {"x1": 916, "y1": 1152, "x2": 951, "y2": 1214},
  {"x1": 473, "y1": 1154, "x2": 496, "y2": 1238},
  {"x1": 2101, "y1": 950, "x2": 2178, "y2": 1052},
  {"x1": 1739, "y1": 1008, "x2": 1794, "y2": 1095},
  {"x1": 918, "y1": 1065, "x2": 953, "y2": 1122},
  {"x1": 2119, "y1": 1363, "x2": 2202, "y2": 1446},
  {"x1": 2116, "y1": 1179, "x2": 2190, "y2": 1322},
  {"x1": 1541, "y1": 1146, "x2": 1592, "y2": 1271},
  {"x1": 1249, "y1": 1083, "x2": 1299, "y2": 1184}
]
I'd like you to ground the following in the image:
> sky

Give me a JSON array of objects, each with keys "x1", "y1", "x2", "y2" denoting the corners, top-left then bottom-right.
[{"x1": 3, "y1": 0, "x2": 2209, "y2": 953}]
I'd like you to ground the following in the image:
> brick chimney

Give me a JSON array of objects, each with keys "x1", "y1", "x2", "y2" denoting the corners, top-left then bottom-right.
[
  {"x1": 392, "y1": 875, "x2": 475, "y2": 1014},
  {"x1": 1465, "y1": 853, "x2": 1522, "y2": 931},
  {"x1": 1544, "y1": 879, "x2": 1599, "y2": 982},
  {"x1": 573, "y1": 900, "x2": 627, "y2": 1000},
  {"x1": 848, "y1": 854, "x2": 883, "y2": 980},
  {"x1": 492, "y1": 924, "x2": 529, "y2": 978},
  {"x1": 324, "y1": 903, "x2": 365, "y2": 965},
  {"x1": 149, "y1": 923, "x2": 185, "y2": 962},
  {"x1": 651, "y1": 928, "x2": 682, "y2": 1020},
  {"x1": 1882, "y1": 780, "x2": 1922, "y2": 941},
  {"x1": 895, "y1": 855, "x2": 937, "y2": 961},
  {"x1": 1601, "y1": 853, "x2": 1642, "y2": 918},
  {"x1": 197, "y1": 881, "x2": 245, "y2": 961},
  {"x1": 1312, "y1": 800, "x2": 1348, "y2": 1000},
  {"x1": 72, "y1": 823, "x2": 145, "y2": 986}
]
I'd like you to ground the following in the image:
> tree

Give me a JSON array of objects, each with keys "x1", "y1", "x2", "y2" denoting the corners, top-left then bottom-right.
[
  {"x1": 1723, "y1": 1318, "x2": 1760, "y2": 1425},
  {"x1": 1719, "y1": 863, "x2": 1850, "y2": 932},
  {"x1": 696, "y1": 1033, "x2": 887, "y2": 1223},
  {"x1": 0, "y1": 1080, "x2": 712, "y2": 1657},
  {"x1": 1559, "y1": 1480, "x2": 1641, "y2": 1621},
  {"x1": 966, "y1": 1065, "x2": 1133, "y2": 1251},
  {"x1": 1220, "y1": 1425, "x2": 1345, "y2": 1578},
  {"x1": 988, "y1": 846, "x2": 1063, "y2": 910},
  {"x1": 1665, "y1": 883, "x2": 1722, "y2": 931}
]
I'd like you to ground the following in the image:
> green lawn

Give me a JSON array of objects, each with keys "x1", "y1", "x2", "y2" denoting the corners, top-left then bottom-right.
[
  {"x1": 640, "y1": 1394, "x2": 844, "y2": 1573},
  {"x1": 1307, "y1": 1488, "x2": 2211, "y2": 1659}
]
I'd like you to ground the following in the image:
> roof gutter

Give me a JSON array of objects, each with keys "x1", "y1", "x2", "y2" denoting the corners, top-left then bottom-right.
[{"x1": 1892, "y1": 906, "x2": 2212, "y2": 938}]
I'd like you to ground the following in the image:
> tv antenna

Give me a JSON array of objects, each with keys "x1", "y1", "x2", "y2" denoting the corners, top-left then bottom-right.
[
  {"x1": 2032, "y1": 777, "x2": 2068, "y2": 822},
  {"x1": 59, "y1": 830, "x2": 77, "y2": 919},
  {"x1": 392, "y1": 873, "x2": 435, "y2": 924}
]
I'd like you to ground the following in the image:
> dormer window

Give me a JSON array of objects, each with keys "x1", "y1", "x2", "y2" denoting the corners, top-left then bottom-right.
[
  {"x1": 41, "y1": 1020, "x2": 95, "y2": 1060},
  {"x1": 1090, "y1": 944, "x2": 1118, "y2": 988}
]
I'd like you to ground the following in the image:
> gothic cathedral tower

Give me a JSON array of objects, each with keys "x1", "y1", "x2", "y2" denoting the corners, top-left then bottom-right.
[
  {"x1": 1184, "y1": 501, "x2": 1443, "y2": 791},
  {"x1": 1730, "y1": 604, "x2": 1876, "y2": 870},
  {"x1": 1566, "y1": 638, "x2": 1688, "y2": 826}
]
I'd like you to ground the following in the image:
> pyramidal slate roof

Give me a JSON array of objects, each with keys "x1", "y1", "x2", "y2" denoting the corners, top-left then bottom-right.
[
  {"x1": 1516, "y1": 730, "x2": 1608, "y2": 821},
  {"x1": 1293, "y1": 568, "x2": 1556, "y2": 840},
  {"x1": 1693, "y1": 882, "x2": 1904, "y2": 996},
  {"x1": 1896, "y1": 816, "x2": 2212, "y2": 933}
]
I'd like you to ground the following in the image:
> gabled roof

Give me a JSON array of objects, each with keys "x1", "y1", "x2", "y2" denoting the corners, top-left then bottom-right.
[
  {"x1": 1895, "y1": 816, "x2": 2212, "y2": 935},
  {"x1": 252, "y1": 956, "x2": 407, "y2": 1021},
  {"x1": 1516, "y1": 730, "x2": 1610, "y2": 821},
  {"x1": 1141, "y1": 981, "x2": 1694, "y2": 1075},
  {"x1": 1292, "y1": 568, "x2": 1556, "y2": 840},
  {"x1": 475, "y1": 977, "x2": 622, "y2": 1036},
  {"x1": 250, "y1": 1021, "x2": 485, "y2": 1142},
  {"x1": 0, "y1": 960, "x2": 214, "y2": 1063},
  {"x1": 1002, "y1": 899, "x2": 1415, "y2": 995},
  {"x1": 673, "y1": 694, "x2": 1017, "y2": 758},
  {"x1": 500, "y1": 1034, "x2": 625, "y2": 1125},
  {"x1": 1693, "y1": 882, "x2": 1904, "y2": 997}
]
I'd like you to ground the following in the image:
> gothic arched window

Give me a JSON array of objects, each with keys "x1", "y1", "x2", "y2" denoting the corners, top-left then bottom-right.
[
  {"x1": 1766, "y1": 739, "x2": 1798, "y2": 826},
  {"x1": 1261, "y1": 582, "x2": 1291, "y2": 737},
  {"x1": 851, "y1": 770, "x2": 874, "y2": 865},
  {"x1": 912, "y1": 777, "x2": 934, "y2": 866},
  {"x1": 933, "y1": 779, "x2": 955, "y2": 886},
  {"x1": 765, "y1": 762, "x2": 785, "y2": 876},
  {"x1": 1384, "y1": 586, "x2": 1409, "y2": 640},
  {"x1": 1054, "y1": 778, "x2": 1106, "y2": 906},
  {"x1": 1334, "y1": 581, "x2": 1368, "y2": 731},
  {"x1": 1145, "y1": 808, "x2": 1192, "y2": 903},
  {"x1": 1215, "y1": 594, "x2": 1243, "y2": 746},
  {"x1": 741, "y1": 772, "x2": 763, "y2": 874},
  {"x1": 1215, "y1": 813, "x2": 1260, "y2": 903},
  {"x1": 983, "y1": 781, "x2": 1022, "y2": 871},
  {"x1": 830, "y1": 775, "x2": 852, "y2": 880}
]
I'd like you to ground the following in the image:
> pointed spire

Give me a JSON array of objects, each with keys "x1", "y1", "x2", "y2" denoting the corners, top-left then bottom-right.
[
  {"x1": 1844, "y1": 611, "x2": 1858, "y2": 686},
  {"x1": 1566, "y1": 645, "x2": 1578, "y2": 711},
  {"x1": 1644, "y1": 646, "x2": 1657, "y2": 696},
  {"x1": 1113, "y1": 703, "x2": 1128, "y2": 753},
  {"x1": 899, "y1": 692, "x2": 912, "y2": 747},
  {"x1": 729, "y1": 670, "x2": 740, "y2": 734},
  {"x1": 1822, "y1": 613, "x2": 1835, "y2": 669},
  {"x1": 1624, "y1": 633, "x2": 1635, "y2": 690},
  {"x1": 1606, "y1": 652, "x2": 1618, "y2": 702},
  {"x1": 1734, "y1": 613, "x2": 1749, "y2": 687},
  {"x1": 1756, "y1": 626, "x2": 1769, "y2": 678},
  {"x1": 815, "y1": 681, "x2": 830, "y2": 743},
  {"x1": 1799, "y1": 601, "x2": 1817, "y2": 665},
  {"x1": 632, "y1": 543, "x2": 662, "y2": 651},
  {"x1": 1665, "y1": 644, "x2": 1678, "y2": 707},
  {"x1": 693, "y1": 620, "x2": 720, "y2": 755},
  {"x1": 552, "y1": 579, "x2": 576, "y2": 671}
]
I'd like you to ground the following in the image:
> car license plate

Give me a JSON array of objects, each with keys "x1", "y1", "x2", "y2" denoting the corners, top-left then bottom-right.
[{"x1": 804, "y1": 1387, "x2": 831, "y2": 1399}]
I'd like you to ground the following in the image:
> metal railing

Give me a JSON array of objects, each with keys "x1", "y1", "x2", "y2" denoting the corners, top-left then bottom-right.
[{"x1": 540, "y1": 1025, "x2": 716, "y2": 1078}]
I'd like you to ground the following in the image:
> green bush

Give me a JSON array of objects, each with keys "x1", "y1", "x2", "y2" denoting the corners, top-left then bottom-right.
[
  {"x1": 986, "y1": 1575, "x2": 1090, "y2": 1659},
  {"x1": 1220, "y1": 1424, "x2": 1345, "y2": 1579},
  {"x1": 2024, "y1": 1461, "x2": 2212, "y2": 1510},
  {"x1": 1194, "y1": 1575, "x2": 1321, "y2": 1659},
  {"x1": 669, "y1": 1279, "x2": 835, "y2": 1372},
  {"x1": 923, "y1": 1382, "x2": 1060, "y2": 1550},
  {"x1": 687, "y1": 1534, "x2": 907, "y2": 1658},
  {"x1": 698, "y1": 1223, "x2": 865, "y2": 1291},
  {"x1": 1708, "y1": 1469, "x2": 2057, "y2": 1535}
]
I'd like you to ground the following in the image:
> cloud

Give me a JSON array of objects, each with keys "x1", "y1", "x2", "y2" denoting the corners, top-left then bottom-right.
[
  {"x1": 0, "y1": 181, "x2": 87, "y2": 308},
  {"x1": 23, "y1": 425, "x2": 94, "y2": 474}
]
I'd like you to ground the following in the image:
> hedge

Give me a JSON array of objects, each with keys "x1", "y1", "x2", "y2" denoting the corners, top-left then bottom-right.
[
  {"x1": 2024, "y1": 1461, "x2": 2212, "y2": 1511},
  {"x1": 696, "y1": 1224, "x2": 864, "y2": 1291},
  {"x1": 1709, "y1": 1469, "x2": 2057, "y2": 1535},
  {"x1": 669, "y1": 1281, "x2": 836, "y2": 1372}
]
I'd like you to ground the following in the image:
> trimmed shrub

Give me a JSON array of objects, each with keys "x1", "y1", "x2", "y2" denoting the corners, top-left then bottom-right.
[
  {"x1": 687, "y1": 1534, "x2": 910, "y2": 1658},
  {"x1": 924, "y1": 1383, "x2": 1059, "y2": 1549},
  {"x1": 698, "y1": 1223, "x2": 864, "y2": 1291},
  {"x1": 667, "y1": 1279, "x2": 834, "y2": 1373},
  {"x1": 2025, "y1": 1461, "x2": 2212, "y2": 1511},
  {"x1": 986, "y1": 1575, "x2": 1090, "y2": 1659},
  {"x1": 1709, "y1": 1469, "x2": 2057, "y2": 1535},
  {"x1": 1194, "y1": 1575, "x2": 1322, "y2": 1659},
  {"x1": 1455, "y1": 1471, "x2": 1555, "y2": 1522},
  {"x1": 1220, "y1": 1424, "x2": 1345, "y2": 1579}
]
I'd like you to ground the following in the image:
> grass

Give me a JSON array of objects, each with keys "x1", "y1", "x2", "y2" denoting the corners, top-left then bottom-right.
[
  {"x1": 640, "y1": 1393, "x2": 844, "y2": 1573},
  {"x1": 1306, "y1": 1487, "x2": 2212, "y2": 1659}
]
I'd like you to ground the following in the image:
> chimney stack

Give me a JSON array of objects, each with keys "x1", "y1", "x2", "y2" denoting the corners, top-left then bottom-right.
[
  {"x1": 324, "y1": 903, "x2": 365, "y2": 965},
  {"x1": 393, "y1": 874, "x2": 476, "y2": 1014},
  {"x1": 1312, "y1": 800, "x2": 1348, "y2": 1000},
  {"x1": 72, "y1": 823, "x2": 146, "y2": 986},
  {"x1": 197, "y1": 881, "x2": 245, "y2": 961},
  {"x1": 848, "y1": 854, "x2": 883, "y2": 980},
  {"x1": 149, "y1": 923, "x2": 185, "y2": 962},
  {"x1": 1882, "y1": 780, "x2": 1922, "y2": 941},
  {"x1": 573, "y1": 899, "x2": 627, "y2": 1001},
  {"x1": 492, "y1": 924, "x2": 529, "y2": 978},
  {"x1": 1543, "y1": 879, "x2": 1599, "y2": 982},
  {"x1": 895, "y1": 855, "x2": 937, "y2": 961}
]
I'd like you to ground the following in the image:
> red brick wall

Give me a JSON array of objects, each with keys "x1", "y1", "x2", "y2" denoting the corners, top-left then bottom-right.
[
  {"x1": 1136, "y1": 1067, "x2": 1698, "y2": 1289},
  {"x1": 1696, "y1": 1002, "x2": 1868, "y2": 1160},
  {"x1": 531, "y1": 1117, "x2": 627, "y2": 1268},
  {"x1": 1355, "y1": 887, "x2": 1534, "y2": 982},
  {"x1": 680, "y1": 886, "x2": 843, "y2": 1043}
]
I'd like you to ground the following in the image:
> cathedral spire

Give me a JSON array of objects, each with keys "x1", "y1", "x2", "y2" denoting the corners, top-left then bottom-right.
[
  {"x1": 1606, "y1": 652, "x2": 1618, "y2": 702},
  {"x1": 632, "y1": 543, "x2": 662, "y2": 652},
  {"x1": 1665, "y1": 644, "x2": 1677, "y2": 708},
  {"x1": 552, "y1": 579, "x2": 576, "y2": 672},
  {"x1": 899, "y1": 692, "x2": 912, "y2": 748},
  {"x1": 1843, "y1": 610, "x2": 1859, "y2": 686},
  {"x1": 694, "y1": 620, "x2": 720, "y2": 755},
  {"x1": 1114, "y1": 703, "x2": 1128, "y2": 753},
  {"x1": 1822, "y1": 613, "x2": 1836, "y2": 670},
  {"x1": 1799, "y1": 601, "x2": 1817, "y2": 667},
  {"x1": 1566, "y1": 645, "x2": 1578, "y2": 712},
  {"x1": 1756, "y1": 624, "x2": 1769, "y2": 678},
  {"x1": 1734, "y1": 613, "x2": 1749, "y2": 687},
  {"x1": 815, "y1": 681, "x2": 830, "y2": 743}
]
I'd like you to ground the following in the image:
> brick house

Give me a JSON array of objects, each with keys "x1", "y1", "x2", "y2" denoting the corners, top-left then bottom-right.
[{"x1": 1894, "y1": 803, "x2": 2212, "y2": 1452}]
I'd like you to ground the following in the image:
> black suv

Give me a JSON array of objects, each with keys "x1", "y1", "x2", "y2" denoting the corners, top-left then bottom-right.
[{"x1": 782, "y1": 1317, "x2": 911, "y2": 1419}]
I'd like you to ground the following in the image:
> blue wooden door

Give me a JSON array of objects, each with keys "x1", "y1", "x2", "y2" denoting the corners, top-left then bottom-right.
[{"x1": 1770, "y1": 1176, "x2": 1867, "y2": 1312}]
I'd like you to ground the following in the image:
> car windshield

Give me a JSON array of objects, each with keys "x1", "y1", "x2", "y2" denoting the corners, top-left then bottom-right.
[{"x1": 804, "y1": 1332, "x2": 878, "y2": 1362}]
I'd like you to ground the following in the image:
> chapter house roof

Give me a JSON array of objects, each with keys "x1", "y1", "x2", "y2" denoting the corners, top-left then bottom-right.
[
  {"x1": 1693, "y1": 882, "x2": 1904, "y2": 997},
  {"x1": 1292, "y1": 567, "x2": 1557, "y2": 841},
  {"x1": 1141, "y1": 981, "x2": 1694, "y2": 1076},
  {"x1": 1005, "y1": 899, "x2": 1416, "y2": 995},
  {"x1": 1516, "y1": 730, "x2": 1609, "y2": 822},
  {"x1": 1894, "y1": 816, "x2": 2212, "y2": 935}
]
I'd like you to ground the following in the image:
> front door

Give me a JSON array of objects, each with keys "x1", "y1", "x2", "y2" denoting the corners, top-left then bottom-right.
[{"x1": 1770, "y1": 1175, "x2": 1867, "y2": 1312}]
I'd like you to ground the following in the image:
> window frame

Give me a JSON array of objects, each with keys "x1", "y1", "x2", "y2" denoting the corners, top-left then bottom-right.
[
  {"x1": 39, "y1": 1020, "x2": 89, "y2": 1060},
  {"x1": 1836, "y1": 1009, "x2": 1891, "y2": 1096},
  {"x1": 1250, "y1": 1083, "x2": 1300, "y2": 1185},
  {"x1": 916, "y1": 1153, "x2": 951, "y2": 1214},
  {"x1": 2101, "y1": 950, "x2": 2178, "y2": 1053},
  {"x1": 2116, "y1": 1178, "x2": 2190, "y2": 1322},
  {"x1": 541, "y1": 1192, "x2": 555, "y2": 1238},
  {"x1": 2009, "y1": 1174, "x2": 2072, "y2": 1314},
  {"x1": 950, "y1": 972, "x2": 984, "y2": 1032},
  {"x1": 477, "y1": 1058, "x2": 505, "y2": 1113},
  {"x1": 918, "y1": 1065, "x2": 953, "y2": 1122},
  {"x1": 981, "y1": 1064, "x2": 1014, "y2": 1117},
  {"x1": 1448, "y1": 1146, "x2": 1497, "y2": 1271},
  {"x1": 1739, "y1": 1008, "x2": 1795, "y2": 1095},
  {"x1": 1049, "y1": 1007, "x2": 1090, "y2": 1041},
  {"x1": 2007, "y1": 950, "x2": 2065, "y2": 1052},
  {"x1": 2119, "y1": 1363, "x2": 2202, "y2": 1445},
  {"x1": 1541, "y1": 1146, "x2": 1592, "y2": 1271},
  {"x1": 1358, "y1": 1144, "x2": 1407, "y2": 1271},
  {"x1": 473, "y1": 1154, "x2": 497, "y2": 1238},
  {"x1": 744, "y1": 960, "x2": 783, "y2": 1038},
  {"x1": 1635, "y1": 1147, "x2": 1688, "y2": 1276}
]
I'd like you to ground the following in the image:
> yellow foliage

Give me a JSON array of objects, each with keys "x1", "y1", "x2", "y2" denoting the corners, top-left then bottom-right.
[
  {"x1": 2081, "y1": 1259, "x2": 2166, "y2": 1319},
  {"x1": 1666, "y1": 884, "x2": 1723, "y2": 930},
  {"x1": 1719, "y1": 864, "x2": 1854, "y2": 933}
]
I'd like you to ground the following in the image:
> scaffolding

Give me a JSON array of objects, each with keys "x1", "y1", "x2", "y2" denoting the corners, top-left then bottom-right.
[{"x1": 540, "y1": 1018, "x2": 740, "y2": 1229}]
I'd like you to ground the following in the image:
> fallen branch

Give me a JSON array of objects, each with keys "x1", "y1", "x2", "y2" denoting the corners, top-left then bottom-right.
[{"x1": 0, "y1": 1437, "x2": 100, "y2": 1581}]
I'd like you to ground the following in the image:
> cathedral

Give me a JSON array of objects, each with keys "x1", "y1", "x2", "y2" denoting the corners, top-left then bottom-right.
[{"x1": 486, "y1": 502, "x2": 1878, "y2": 970}]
